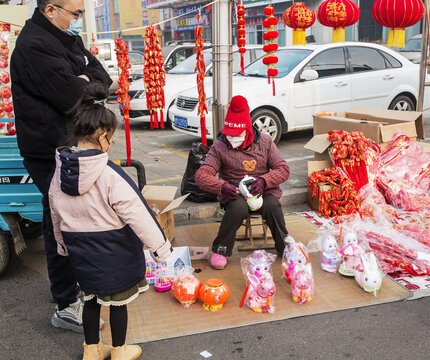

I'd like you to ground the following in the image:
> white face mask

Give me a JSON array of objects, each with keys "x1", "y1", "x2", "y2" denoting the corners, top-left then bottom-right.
[{"x1": 227, "y1": 135, "x2": 245, "y2": 149}]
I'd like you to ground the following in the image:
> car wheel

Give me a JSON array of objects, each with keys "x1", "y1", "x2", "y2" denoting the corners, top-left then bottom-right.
[
  {"x1": 19, "y1": 219, "x2": 42, "y2": 240},
  {"x1": 165, "y1": 101, "x2": 175, "y2": 129},
  {"x1": 389, "y1": 95, "x2": 415, "y2": 111},
  {"x1": 0, "y1": 232, "x2": 10, "y2": 276},
  {"x1": 251, "y1": 108, "x2": 282, "y2": 144}
]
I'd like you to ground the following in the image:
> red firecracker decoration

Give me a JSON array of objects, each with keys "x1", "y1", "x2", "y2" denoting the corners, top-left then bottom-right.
[
  {"x1": 263, "y1": 3, "x2": 278, "y2": 96},
  {"x1": 114, "y1": 35, "x2": 132, "y2": 165},
  {"x1": 372, "y1": 0, "x2": 424, "y2": 48},
  {"x1": 144, "y1": 25, "x2": 166, "y2": 129},
  {"x1": 0, "y1": 29, "x2": 15, "y2": 135},
  {"x1": 89, "y1": 33, "x2": 99, "y2": 56},
  {"x1": 237, "y1": 1, "x2": 246, "y2": 74},
  {"x1": 195, "y1": 13, "x2": 208, "y2": 146},
  {"x1": 317, "y1": 0, "x2": 360, "y2": 42},
  {"x1": 283, "y1": 2, "x2": 316, "y2": 45}
]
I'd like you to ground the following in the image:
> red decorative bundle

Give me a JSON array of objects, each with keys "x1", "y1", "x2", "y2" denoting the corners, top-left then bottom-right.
[
  {"x1": 144, "y1": 25, "x2": 166, "y2": 129},
  {"x1": 328, "y1": 130, "x2": 380, "y2": 191},
  {"x1": 114, "y1": 36, "x2": 132, "y2": 165},
  {"x1": 308, "y1": 167, "x2": 359, "y2": 219},
  {"x1": 237, "y1": 1, "x2": 246, "y2": 74},
  {"x1": 89, "y1": 33, "x2": 99, "y2": 56},
  {"x1": 263, "y1": 3, "x2": 278, "y2": 96},
  {"x1": 0, "y1": 30, "x2": 15, "y2": 136},
  {"x1": 195, "y1": 13, "x2": 208, "y2": 146}
]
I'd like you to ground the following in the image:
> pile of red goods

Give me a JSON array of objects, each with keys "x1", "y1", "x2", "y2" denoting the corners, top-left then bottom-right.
[
  {"x1": 237, "y1": 1, "x2": 246, "y2": 74},
  {"x1": 0, "y1": 29, "x2": 15, "y2": 136},
  {"x1": 308, "y1": 167, "x2": 359, "y2": 219},
  {"x1": 194, "y1": 13, "x2": 208, "y2": 146},
  {"x1": 262, "y1": 4, "x2": 278, "y2": 96},
  {"x1": 328, "y1": 130, "x2": 380, "y2": 191},
  {"x1": 144, "y1": 26, "x2": 166, "y2": 129}
]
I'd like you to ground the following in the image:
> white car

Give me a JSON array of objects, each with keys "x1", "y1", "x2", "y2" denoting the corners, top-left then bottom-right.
[
  {"x1": 170, "y1": 42, "x2": 430, "y2": 143},
  {"x1": 122, "y1": 46, "x2": 265, "y2": 124}
]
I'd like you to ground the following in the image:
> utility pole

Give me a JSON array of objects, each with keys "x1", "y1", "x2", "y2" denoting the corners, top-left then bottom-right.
[
  {"x1": 418, "y1": 0, "x2": 429, "y2": 111},
  {"x1": 83, "y1": 0, "x2": 97, "y2": 46},
  {"x1": 212, "y1": 0, "x2": 232, "y2": 140}
]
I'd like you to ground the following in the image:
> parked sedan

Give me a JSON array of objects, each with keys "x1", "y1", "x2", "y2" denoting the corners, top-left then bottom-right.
[
  {"x1": 121, "y1": 46, "x2": 265, "y2": 123},
  {"x1": 170, "y1": 42, "x2": 430, "y2": 143}
]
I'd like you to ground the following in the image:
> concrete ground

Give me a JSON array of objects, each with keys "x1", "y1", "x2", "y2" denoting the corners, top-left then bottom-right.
[{"x1": 0, "y1": 107, "x2": 429, "y2": 359}]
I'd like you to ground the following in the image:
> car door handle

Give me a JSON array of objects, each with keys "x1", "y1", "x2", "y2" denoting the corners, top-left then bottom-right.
[
  {"x1": 335, "y1": 81, "x2": 348, "y2": 87},
  {"x1": 383, "y1": 75, "x2": 394, "y2": 80}
]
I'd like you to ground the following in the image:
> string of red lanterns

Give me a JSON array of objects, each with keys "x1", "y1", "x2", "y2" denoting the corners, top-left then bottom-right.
[
  {"x1": 237, "y1": 1, "x2": 246, "y2": 74},
  {"x1": 263, "y1": 2, "x2": 279, "y2": 96}
]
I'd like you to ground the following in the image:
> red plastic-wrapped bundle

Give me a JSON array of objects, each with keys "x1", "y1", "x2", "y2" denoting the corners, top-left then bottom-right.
[
  {"x1": 262, "y1": 3, "x2": 278, "y2": 96},
  {"x1": 195, "y1": 13, "x2": 208, "y2": 146},
  {"x1": 144, "y1": 25, "x2": 166, "y2": 129},
  {"x1": 237, "y1": 1, "x2": 246, "y2": 74},
  {"x1": 0, "y1": 27, "x2": 15, "y2": 136},
  {"x1": 89, "y1": 33, "x2": 99, "y2": 56},
  {"x1": 114, "y1": 36, "x2": 132, "y2": 165}
]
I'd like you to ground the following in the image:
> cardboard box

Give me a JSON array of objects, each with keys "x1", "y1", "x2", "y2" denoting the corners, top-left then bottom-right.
[
  {"x1": 307, "y1": 160, "x2": 334, "y2": 213},
  {"x1": 417, "y1": 142, "x2": 430, "y2": 154},
  {"x1": 141, "y1": 186, "x2": 189, "y2": 242},
  {"x1": 144, "y1": 246, "x2": 191, "y2": 268},
  {"x1": 305, "y1": 107, "x2": 424, "y2": 160}
]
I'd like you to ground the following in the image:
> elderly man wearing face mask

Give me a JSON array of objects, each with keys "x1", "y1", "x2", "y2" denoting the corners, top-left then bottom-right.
[
  {"x1": 195, "y1": 95, "x2": 290, "y2": 270},
  {"x1": 10, "y1": 0, "x2": 112, "y2": 334}
]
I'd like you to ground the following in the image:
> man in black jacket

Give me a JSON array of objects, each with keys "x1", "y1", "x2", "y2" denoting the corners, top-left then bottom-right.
[{"x1": 11, "y1": 0, "x2": 112, "y2": 333}]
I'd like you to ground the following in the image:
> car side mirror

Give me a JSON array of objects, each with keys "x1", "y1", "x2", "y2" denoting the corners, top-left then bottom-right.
[
  {"x1": 207, "y1": 69, "x2": 213, "y2": 76},
  {"x1": 165, "y1": 64, "x2": 173, "y2": 71},
  {"x1": 300, "y1": 69, "x2": 319, "y2": 81}
]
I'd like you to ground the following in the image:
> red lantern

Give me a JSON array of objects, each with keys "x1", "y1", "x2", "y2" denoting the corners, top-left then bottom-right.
[
  {"x1": 372, "y1": 0, "x2": 424, "y2": 48},
  {"x1": 144, "y1": 26, "x2": 166, "y2": 129},
  {"x1": 263, "y1": 4, "x2": 279, "y2": 96},
  {"x1": 237, "y1": 1, "x2": 246, "y2": 74},
  {"x1": 317, "y1": 0, "x2": 360, "y2": 42},
  {"x1": 283, "y1": 2, "x2": 316, "y2": 45},
  {"x1": 195, "y1": 13, "x2": 208, "y2": 146},
  {"x1": 199, "y1": 278, "x2": 230, "y2": 312}
]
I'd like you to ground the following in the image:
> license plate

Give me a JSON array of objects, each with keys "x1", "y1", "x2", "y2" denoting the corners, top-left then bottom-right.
[{"x1": 174, "y1": 116, "x2": 188, "y2": 129}]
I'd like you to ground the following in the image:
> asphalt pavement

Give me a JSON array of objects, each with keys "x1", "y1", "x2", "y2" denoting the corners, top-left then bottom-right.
[{"x1": 0, "y1": 107, "x2": 429, "y2": 359}]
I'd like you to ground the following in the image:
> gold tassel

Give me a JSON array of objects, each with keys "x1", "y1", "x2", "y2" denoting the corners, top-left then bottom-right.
[
  {"x1": 293, "y1": 29, "x2": 306, "y2": 45},
  {"x1": 332, "y1": 27, "x2": 345, "y2": 43},
  {"x1": 388, "y1": 28, "x2": 405, "y2": 48}
]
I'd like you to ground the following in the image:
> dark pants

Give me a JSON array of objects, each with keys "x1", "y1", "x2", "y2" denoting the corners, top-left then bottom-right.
[
  {"x1": 23, "y1": 157, "x2": 79, "y2": 310},
  {"x1": 212, "y1": 195, "x2": 288, "y2": 256}
]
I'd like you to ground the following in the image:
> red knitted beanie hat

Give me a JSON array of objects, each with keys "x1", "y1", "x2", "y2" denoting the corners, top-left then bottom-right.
[{"x1": 222, "y1": 95, "x2": 252, "y2": 136}]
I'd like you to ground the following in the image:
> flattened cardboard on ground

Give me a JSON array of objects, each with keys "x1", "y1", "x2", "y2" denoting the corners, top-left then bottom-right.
[
  {"x1": 141, "y1": 185, "x2": 189, "y2": 242},
  {"x1": 306, "y1": 107, "x2": 424, "y2": 159},
  {"x1": 100, "y1": 216, "x2": 410, "y2": 344}
]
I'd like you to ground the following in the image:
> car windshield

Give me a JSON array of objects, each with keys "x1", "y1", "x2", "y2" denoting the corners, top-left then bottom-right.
[
  {"x1": 400, "y1": 38, "x2": 421, "y2": 52},
  {"x1": 168, "y1": 50, "x2": 212, "y2": 74},
  {"x1": 241, "y1": 49, "x2": 313, "y2": 78}
]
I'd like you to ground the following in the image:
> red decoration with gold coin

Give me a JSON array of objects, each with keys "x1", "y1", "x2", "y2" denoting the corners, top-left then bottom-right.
[
  {"x1": 282, "y1": 2, "x2": 316, "y2": 45},
  {"x1": 89, "y1": 32, "x2": 99, "y2": 56},
  {"x1": 372, "y1": 0, "x2": 424, "y2": 48},
  {"x1": 317, "y1": 0, "x2": 360, "y2": 42},
  {"x1": 114, "y1": 35, "x2": 132, "y2": 165},
  {"x1": 237, "y1": 1, "x2": 246, "y2": 74},
  {"x1": 144, "y1": 25, "x2": 166, "y2": 129},
  {"x1": 263, "y1": 2, "x2": 279, "y2": 96},
  {"x1": 195, "y1": 12, "x2": 208, "y2": 146}
]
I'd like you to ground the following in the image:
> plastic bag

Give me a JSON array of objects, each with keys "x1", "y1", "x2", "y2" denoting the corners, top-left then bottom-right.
[
  {"x1": 239, "y1": 175, "x2": 263, "y2": 211},
  {"x1": 180, "y1": 142, "x2": 218, "y2": 203},
  {"x1": 320, "y1": 233, "x2": 341, "y2": 273},
  {"x1": 170, "y1": 265, "x2": 201, "y2": 308},
  {"x1": 338, "y1": 227, "x2": 364, "y2": 276},
  {"x1": 240, "y1": 250, "x2": 276, "y2": 313},
  {"x1": 354, "y1": 252, "x2": 384, "y2": 296}
]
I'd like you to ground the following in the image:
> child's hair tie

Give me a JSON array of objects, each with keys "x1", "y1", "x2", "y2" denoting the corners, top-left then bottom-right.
[{"x1": 93, "y1": 99, "x2": 106, "y2": 105}]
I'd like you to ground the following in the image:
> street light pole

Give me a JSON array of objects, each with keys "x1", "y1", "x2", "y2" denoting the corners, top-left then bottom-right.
[
  {"x1": 418, "y1": 0, "x2": 429, "y2": 111},
  {"x1": 212, "y1": 0, "x2": 232, "y2": 140}
]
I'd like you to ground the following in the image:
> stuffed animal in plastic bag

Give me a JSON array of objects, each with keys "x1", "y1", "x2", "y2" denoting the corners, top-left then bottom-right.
[
  {"x1": 240, "y1": 250, "x2": 276, "y2": 313},
  {"x1": 292, "y1": 269, "x2": 314, "y2": 304},
  {"x1": 239, "y1": 175, "x2": 263, "y2": 211},
  {"x1": 282, "y1": 236, "x2": 311, "y2": 283},
  {"x1": 354, "y1": 252, "x2": 383, "y2": 296},
  {"x1": 339, "y1": 229, "x2": 363, "y2": 276},
  {"x1": 321, "y1": 234, "x2": 341, "y2": 273}
]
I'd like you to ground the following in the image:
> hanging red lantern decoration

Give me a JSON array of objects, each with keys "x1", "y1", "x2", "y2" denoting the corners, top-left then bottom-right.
[
  {"x1": 372, "y1": 0, "x2": 424, "y2": 48},
  {"x1": 237, "y1": 1, "x2": 246, "y2": 74},
  {"x1": 144, "y1": 25, "x2": 166, "y2": 129},
  {"x1": 282, "y1": 2, "x2": 316, "y2": 45},
  {"x1": 89, "y1": 32, "x2": 99, "y2": 56},
  {"x1": 263, "y1": 3, "x2": 279, "y2": 96},
  {"x1": 114, "y1": 34, "x2": 132, "y2": 165},
  {"x1": 317, "y1": 0, "x2": 360, "y2": 43},
  {"x1": 195, "y1": 12, "x2": 208, "y2": 146}
]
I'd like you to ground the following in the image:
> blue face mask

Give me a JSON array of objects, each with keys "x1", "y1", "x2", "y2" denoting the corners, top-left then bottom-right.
[{"x1": 65, "y1": 18, "x2": 83, "y2": 36}]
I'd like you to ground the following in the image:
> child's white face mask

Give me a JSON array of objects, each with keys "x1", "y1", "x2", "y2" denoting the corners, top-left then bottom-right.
[{"x1": 227, "y1": 135, "x2": 245, "y2": 149}]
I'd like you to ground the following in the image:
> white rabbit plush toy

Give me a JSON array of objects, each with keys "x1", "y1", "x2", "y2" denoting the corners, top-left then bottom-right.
[
  {"x1": 239, "y1": 175, "x2": 263, "y2": 211},
  {"x1": 354, "y1": 252, "x2": 383, "y2": 296},
  {"x1": 321, "y1": 235, "x2": 341, "y2": 273}
]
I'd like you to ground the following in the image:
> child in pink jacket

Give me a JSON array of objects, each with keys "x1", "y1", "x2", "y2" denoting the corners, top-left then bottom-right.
[{"x1": 49, "y1": 82, "x2": 172, "y2": 360}]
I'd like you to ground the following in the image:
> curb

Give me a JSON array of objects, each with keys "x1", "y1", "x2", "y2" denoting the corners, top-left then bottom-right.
[{"x1": 174, "y1": 187, "x2": 307, "y2": 224}]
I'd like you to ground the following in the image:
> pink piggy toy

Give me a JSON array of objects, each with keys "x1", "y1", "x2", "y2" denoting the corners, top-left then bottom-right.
[
  {"x1": 247, "y1": 273, "x2": 276, "y2": 313},
  {"x1": 291, "y1": 269, "x2": 314, "y2": 304}
]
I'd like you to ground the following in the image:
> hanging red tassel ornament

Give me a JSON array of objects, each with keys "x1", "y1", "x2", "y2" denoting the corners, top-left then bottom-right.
[
  {"x1": 89, "y1": 32, "x2": 99, "y2": 56},
  {"x1": 144, "y1": 25, "x2": 166, "y2": 129},
  {"x1": 237, "y1": 1, "x2": 246, "y2": 74},
  {"x1": 195, "y1": 13, "x2": 208, "y2": 146},
  {"x1": 263, "y1": 3, "x2": 278, "y2": 96},
  {"x1": 115, "y1": 35, "x2": 132, "y2": 165}
]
